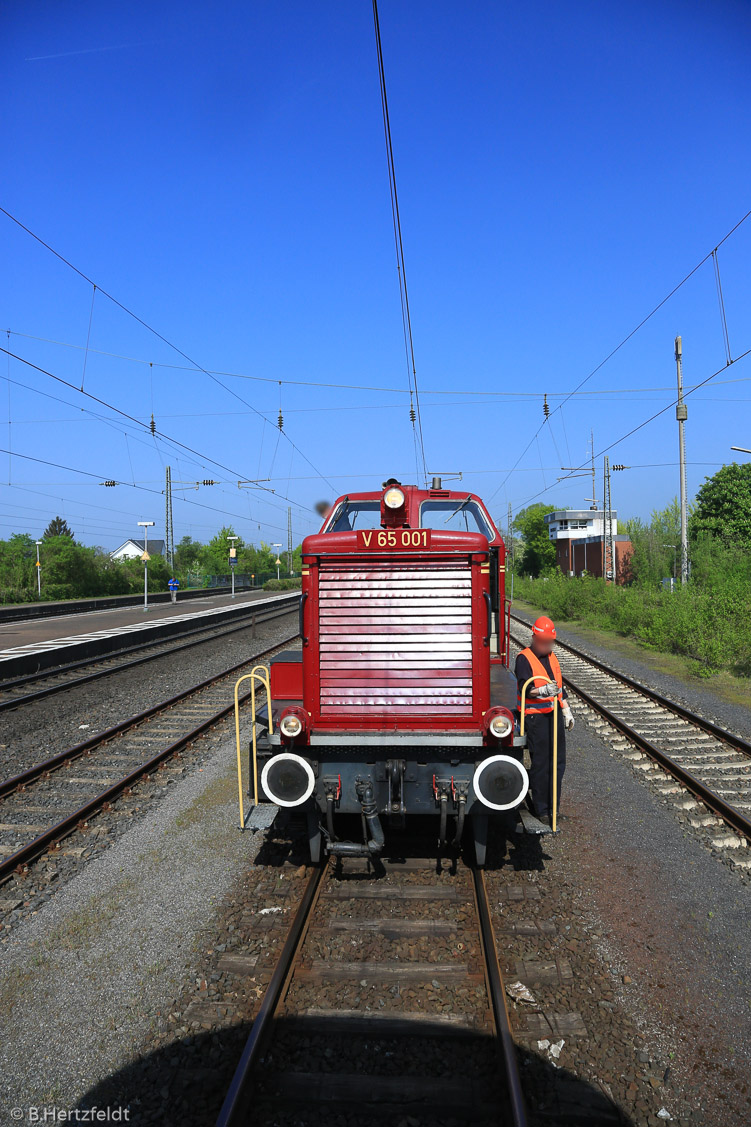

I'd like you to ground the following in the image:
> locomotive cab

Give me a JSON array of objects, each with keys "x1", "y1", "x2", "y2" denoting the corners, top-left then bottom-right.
[{"x1": 251, "y1": 478, "x2": 527, "y2": 866}]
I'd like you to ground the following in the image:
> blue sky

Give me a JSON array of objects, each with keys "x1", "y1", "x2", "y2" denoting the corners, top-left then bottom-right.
[{"x1": 2, "y1": 0, "x2": 750, "y2": 550}]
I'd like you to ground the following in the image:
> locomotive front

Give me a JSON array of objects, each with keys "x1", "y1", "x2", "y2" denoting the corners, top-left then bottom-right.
[{"x1": 254, "y1": 478, "x2": 528, "y2": 865}]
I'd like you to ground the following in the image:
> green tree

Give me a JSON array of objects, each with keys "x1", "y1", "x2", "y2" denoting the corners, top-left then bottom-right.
[
  {"x1": 513, "y1": 504, "x2": 556, "y2": 577},
  {"x1": 43, "y1": 516, "x2": 74, "y2": 539},
  {"x1": 691, "y1": 463, "x2": 751, "y2": 548},
  {"x1": 174, "y1": 535, "x2": 203, "y2": 574},
  {"x1": 0, "y1": 533, "x2": 36, "y2": 599},
  {"x1": 625, "y1": 498, "x2": 683, "y2": 586},
  {"x1": 199, "y1": 527, "x2": 244, "y2": 576}
]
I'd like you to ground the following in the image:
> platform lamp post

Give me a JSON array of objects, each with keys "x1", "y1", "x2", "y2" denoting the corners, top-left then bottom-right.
[
  {"x1": 731, "y1": 446, "x2": 751, "y2": 455},
  {"x1": 137, "y1": 520, "x2": 155, "y2": 611},
  {"x1": 35, "y1": 540, "x2": 42, "y2": 598},
  {"x1": 227, "y1": 534, "x2": 239, "y2": 599},
  {"x1": 272, "y1": 543, "x2": 283, "y2": 581}
]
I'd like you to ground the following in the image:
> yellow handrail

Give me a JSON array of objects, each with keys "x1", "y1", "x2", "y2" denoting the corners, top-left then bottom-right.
[
  {"x1": 233, "y1": 665, "x2": 272, "y2": 830},
  {"x1": 519, "y1": 673, "x2": 561, "y2": 833}
]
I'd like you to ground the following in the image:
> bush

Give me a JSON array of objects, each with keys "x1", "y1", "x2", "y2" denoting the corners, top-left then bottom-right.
[
  {"x1": 263, "y1": 577, "x2": 302, "y2": 591},
  {"x1": 513, "y1": 571, "x2": 751, "y2": 677}
]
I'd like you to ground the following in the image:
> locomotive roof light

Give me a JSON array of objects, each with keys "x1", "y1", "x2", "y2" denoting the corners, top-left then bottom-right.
[
  {"x1": 261, "y1": 752, "x2": 315, "y2": 808},
  {"x1": 383, "y1": 486, "x2": 405, "y2": 509}
]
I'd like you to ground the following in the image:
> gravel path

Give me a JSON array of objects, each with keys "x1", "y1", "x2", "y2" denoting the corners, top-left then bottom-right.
[
  {"x1": 512, "y1": 604, "x2": 751, "y2": 742},
  {"x1": 0, "y1": 725, "x2": 268, "y2": 1121},
  {"x1": 548, "y1": 716, "x2": 751, "y2": 1125},
  {"x1": 0, "y1": 611, "x2": 297, "y2": 778}
]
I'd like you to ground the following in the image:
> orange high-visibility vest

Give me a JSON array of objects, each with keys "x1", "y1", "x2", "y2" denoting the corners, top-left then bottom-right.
[{"x1": 517, "y1": 647, "x2": 564, "y2": 714}]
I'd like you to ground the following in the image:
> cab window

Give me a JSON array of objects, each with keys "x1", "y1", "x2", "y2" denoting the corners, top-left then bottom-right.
[
  {"x1": 420, "y1": 499, "x2": 493, "y2": 538},
  {"x1": 325, "y1": 500, "x2": 381, "y2": 532}
]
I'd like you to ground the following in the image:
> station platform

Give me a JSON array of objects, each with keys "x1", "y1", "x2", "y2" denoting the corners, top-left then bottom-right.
[{"x1": 0, "y1": 589, "x2": 299, "y2": 681}]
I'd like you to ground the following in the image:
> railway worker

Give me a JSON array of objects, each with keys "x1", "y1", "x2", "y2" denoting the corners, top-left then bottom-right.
[{"x1": 515, "y1": 616, "x2": 574, "y2": 827}]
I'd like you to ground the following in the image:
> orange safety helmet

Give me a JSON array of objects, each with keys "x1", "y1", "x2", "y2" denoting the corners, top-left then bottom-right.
[{"x1": 532, "y1": 616, "x2": 556, "y2": 641}]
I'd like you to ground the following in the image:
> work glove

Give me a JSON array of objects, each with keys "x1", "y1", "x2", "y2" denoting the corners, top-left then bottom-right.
[
  {"x1": 562, "y1": 705, "x2": 575, "y2": 731},
  {"x1": 534, "y1": 680, "x2": 560, "y2": 699}
]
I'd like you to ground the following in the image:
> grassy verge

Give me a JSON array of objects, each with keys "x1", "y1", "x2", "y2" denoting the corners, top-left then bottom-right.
[
  {"x1": 513, "y1": 572, "x2": 751, "y2": 678},
  {"x1": 512, "y1": 596, "x2": 751, "y2": 711}
]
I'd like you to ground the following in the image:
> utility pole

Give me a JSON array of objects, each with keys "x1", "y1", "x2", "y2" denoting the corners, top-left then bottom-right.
[
  {"x1": 165, "y1": 466, "x2": 174, "y2": 571},
  {"x1": 675, "y1": 336, "x2": 689, "y2": 585},
  {"x1": 589, "y1": 430, "x2": 596, "y2": 511},
  {"x1": 287, "y1": 506, "x2": 293, "y2": 575},
  {"x1": 603, "y1": 457, "x2": 614, "y2": 582},
  {"x1": 137, "y1": 520, "x2": 155, "y2": 610}
]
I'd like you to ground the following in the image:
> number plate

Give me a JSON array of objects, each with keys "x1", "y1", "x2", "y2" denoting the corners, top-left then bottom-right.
[{"x1": 356, "y1": 530, "x2": 432, "y2": 550}]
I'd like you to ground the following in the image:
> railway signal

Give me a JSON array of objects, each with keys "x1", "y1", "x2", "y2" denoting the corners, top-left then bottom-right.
[{"x1": 227, "y1": 535, "x2": 239, "y2": 599}]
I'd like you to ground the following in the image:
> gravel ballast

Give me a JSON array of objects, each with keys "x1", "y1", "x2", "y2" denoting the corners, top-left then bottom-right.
[
  {"x1": 0, "y1": 725, "x2": 272, "y2": 1118},
  {"x1": 0, "y1": 610, "x2": 297, "y2": 778}
]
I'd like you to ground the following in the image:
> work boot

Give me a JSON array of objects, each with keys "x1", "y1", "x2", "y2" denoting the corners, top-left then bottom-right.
[{"x1": 538, "y1": 813, "x2": 551, "y2": 827}]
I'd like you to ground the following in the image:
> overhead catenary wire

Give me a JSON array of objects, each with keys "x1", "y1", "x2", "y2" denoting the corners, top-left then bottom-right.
[
  {"x1": 372, "y1": 0, "x2": 428, "y2": 486},
  {"x1": 0, "y1": 344, "x2": 313, "y2": 519},
  {"x1": 0, "y1": 446, "x2": 316, "y2": 539},
  {"x1": 0, "y1": 205, "x2": 337, "y2": 497},
  {"x1": 490, "y1": 206, "x2": 751, "y2": 506},
  {"x1": 80, "y1": 284, "x2": 96, "y2": 392},
  {"x1": 508, "y1": 347, "x2": 751, "y2": 517},
  {"x1": 711, "y1": 248, "x2": 732, "y2": 366},
  {"x1": 8, "y1": 328, "x2": 751, "y2": 399}
]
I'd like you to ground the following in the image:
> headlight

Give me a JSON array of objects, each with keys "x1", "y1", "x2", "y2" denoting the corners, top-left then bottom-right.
[
  {"x1": 280, "y1": 713, "x2": 303, "y2": 738},
  {"x1": 383, "y1": 487, "x2": 405, "y2": 509},
  {"x1": 489, "y1": 713, "x2": 513, "y2": 740}
]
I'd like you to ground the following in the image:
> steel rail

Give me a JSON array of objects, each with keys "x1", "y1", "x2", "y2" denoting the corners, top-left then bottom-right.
[
  {"x1": 0, "y1": 622, "x2": 298, "y2": 799},
  {"x1": 215, "y1": 862, "x2": 327, "y2": 1127},
  {"x1": 509, "y1": 618, "x2": 751, "y2": 842},
  {"x1": 0, "y1": 632, "x2": 299, "y2": 881},
  {"x1": 0, "y1": 595, "x2": 299, "y2": 712},
  {"x1": 557, "y1": 671, "x2": 751, "y2": 841},
  {"x1": 510, "y1": 611, "x2": 751, "y2": 759},
  {"x1": 216, "y1": 859, "x2": 528, "y2": 1127},
  {"x1": 473, "y1": 866, "x2": 529, "y2": 1127}
]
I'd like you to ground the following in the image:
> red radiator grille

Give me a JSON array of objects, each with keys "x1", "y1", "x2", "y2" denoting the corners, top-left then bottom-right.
[{"x1": 317, "y1": 563, "x2": 473, "y2": 716}]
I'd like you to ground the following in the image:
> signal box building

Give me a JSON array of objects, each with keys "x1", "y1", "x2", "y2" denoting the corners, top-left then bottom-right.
[{"x1": 544, "y1": 510, "x2": 632, "y2": 585}]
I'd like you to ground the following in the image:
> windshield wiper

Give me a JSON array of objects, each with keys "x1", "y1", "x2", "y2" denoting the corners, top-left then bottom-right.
[{"x1": 444, "y1": 496, "x2": 473, "y2": 524}]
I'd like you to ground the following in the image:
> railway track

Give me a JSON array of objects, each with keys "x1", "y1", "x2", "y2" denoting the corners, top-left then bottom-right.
[
  {"x1": 216, "y1": 855, "x2": 527, "y2": 1127},
  {"x1": 0, "y1": 594, "x2": 299, "y2": 712},
  {"x1": 0, "y1": 631, "x2": 299, "y2": 883},
  {"x1": 509, "y1": 612, "x2": 751, "y2": 843}
]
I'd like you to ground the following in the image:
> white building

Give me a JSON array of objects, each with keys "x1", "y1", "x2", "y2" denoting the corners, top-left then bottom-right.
[
  {"x1": 544, "y1": 510, "x2": 617, "y2": 541},
  {"x1": 110, "y1": 538, "x2": 165, "y2": 561}
]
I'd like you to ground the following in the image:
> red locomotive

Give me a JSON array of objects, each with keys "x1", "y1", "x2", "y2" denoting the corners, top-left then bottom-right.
[{"x1": 252, "y1": 477, "x2": 529, "y2": 865}]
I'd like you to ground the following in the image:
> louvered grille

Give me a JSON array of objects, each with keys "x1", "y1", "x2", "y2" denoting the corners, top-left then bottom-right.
[{"x1": 318, "y1": 562, "x2": 473, "y2": 716}]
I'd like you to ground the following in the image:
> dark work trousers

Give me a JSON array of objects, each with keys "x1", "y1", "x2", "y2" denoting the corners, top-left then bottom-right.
[{"x1": 524, "y1": 711, "x2": 567, "y2": 819}]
